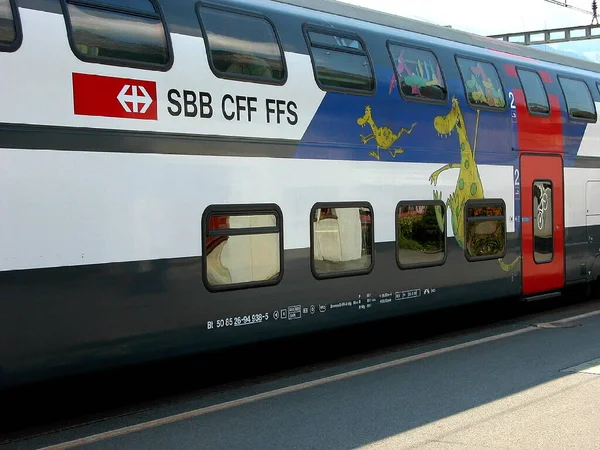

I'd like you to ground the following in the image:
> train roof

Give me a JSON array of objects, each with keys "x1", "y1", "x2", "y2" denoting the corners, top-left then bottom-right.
[{"x1": 275, "y1": 0, "x2": 600, "y2": 75}]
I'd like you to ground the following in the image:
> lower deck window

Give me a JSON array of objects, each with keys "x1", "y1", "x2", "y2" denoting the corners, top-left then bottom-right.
[
  {"x1": 396, "y1": 201, "x2": 446, "y2": 269},
  {"x1": 203, "y1": 205, "x2": 282, "y2": 291},
  {"x1": 311, "y1": 203, "x2": 373, "y2": 278},
  {"x1": 464, "y1": 200, "x2": 506, "y2": 260}
]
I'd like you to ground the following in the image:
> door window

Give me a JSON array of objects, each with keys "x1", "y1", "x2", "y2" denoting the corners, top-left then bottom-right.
[{"x1": 533, "y1": 180, "x2": 553, "y2": 263}]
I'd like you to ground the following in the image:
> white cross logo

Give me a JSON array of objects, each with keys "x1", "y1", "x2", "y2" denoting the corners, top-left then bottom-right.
[{"x1": 117, "y1": 84, "x2": 153, "y2": 114}]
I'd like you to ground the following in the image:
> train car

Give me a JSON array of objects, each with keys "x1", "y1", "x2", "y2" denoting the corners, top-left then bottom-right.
[{"x1": 1, "y1": 0, "x2": 600, "y2": 389}]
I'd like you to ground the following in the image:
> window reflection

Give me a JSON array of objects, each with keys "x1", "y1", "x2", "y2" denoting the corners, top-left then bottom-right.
[
  {"x1": 465, "y1": 203, "x2": 506, "y2": 259},
  {"x1": 517, "y1": 69, "x2": 550, "y2": 115},
  {"x1": 397, "y1": 203, "x2": 445, "y2": 267},
  {"x1": 0, "y1": 0, "x2": 16, "y2": 44},
  {"x1": 559, "y1": 77, "x2": 597, "y2": 121},
  {"x1": 457, "y1": 57, "x2": 506, "y2": 109},
  {"x1": 388, "y1": 44, "x2": 447, "y2": 101},
  {"x1": 68, "y1": 2, "x2": 168, "y2": 65},
  {"x1": 205, "y1": 213, "x2": 281, "y2": 287},
  {"x1": 533, "y1": 181, "x2": 553, "y2": 263},
  {"x1": 199, "y1": 7, "x2": 284, "y2": 81},
  {"x1": 312, "y1": 206, "x2": 372, "y2": 276},
  {"x1": 309, "y1": 31, "x2": 362, "y2": 50},
  {"x1": 95, "y1": 0, "x2": 157, "y2": 14},
  {"x1": 307, "y1": 29, "x2": 374, "y2": 92},
  {"x1": 311, "y1": 48, "x2": 373, "y2": 91}
]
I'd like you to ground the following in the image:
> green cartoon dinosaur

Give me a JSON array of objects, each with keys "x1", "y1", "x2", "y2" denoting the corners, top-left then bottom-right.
[
  {"x1": 429, "y1": 96, "x2": 520, "y2": 272},
  {"x1": 357, "y1": 105, "x2": 417, "y2": 160}
]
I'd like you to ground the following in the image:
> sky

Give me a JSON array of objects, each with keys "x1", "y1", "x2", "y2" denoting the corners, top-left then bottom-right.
[{"x1": 339, "y1": 0, "x2": 600, "y2": 62}]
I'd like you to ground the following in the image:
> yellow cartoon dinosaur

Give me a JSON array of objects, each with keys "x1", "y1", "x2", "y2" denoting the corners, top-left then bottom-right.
[
  {"x1": 429, "y1": 96, "x2": 520, "y2": 272},
  {"x1": 357, "y1": 105, "x2": 417, "y2": 160}
]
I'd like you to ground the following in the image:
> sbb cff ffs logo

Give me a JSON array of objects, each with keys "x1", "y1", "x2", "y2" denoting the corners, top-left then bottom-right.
[{"x1": 167, "y1": 89, "x2": 298, "y2": 125}]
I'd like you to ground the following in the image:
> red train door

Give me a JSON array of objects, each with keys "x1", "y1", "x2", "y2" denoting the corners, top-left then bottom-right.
[{"x1": 520, "y1": 153, "x2": 564, "y2": 295}]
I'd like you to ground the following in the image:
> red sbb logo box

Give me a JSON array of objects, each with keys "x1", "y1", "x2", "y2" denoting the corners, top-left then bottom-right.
[{"x1": 72, "y1": 73, "x2": 158, "y2": 120}]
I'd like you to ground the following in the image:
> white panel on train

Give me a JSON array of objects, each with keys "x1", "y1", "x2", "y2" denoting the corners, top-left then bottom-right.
[
  {"x1": 564, "y1": 168, "x2": 600, "y2": 228},
  {"x1": 0, "y1": 148, "x2": 514, "y2": 271},
  {"x1": 0, "y1": 8, "x2": 326, "y2": 140}
]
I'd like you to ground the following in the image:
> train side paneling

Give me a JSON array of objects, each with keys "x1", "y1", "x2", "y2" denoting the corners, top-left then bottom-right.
[
  {"x1": 498, "y1": 55, "x2": 600, "y2": 290},
  {"x1": 560, "y1": 73, "x2": 600, "y2": 287},
  {"x1": 0, "y1": 0, "x2": 597, "y2": 387},
  {"x1": 482, "y1": 52, "x2": 600, "y2": 292}
]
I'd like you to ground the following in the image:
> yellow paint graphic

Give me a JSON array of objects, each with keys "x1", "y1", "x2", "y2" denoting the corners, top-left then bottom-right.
[
  {"x1": 357, "y1": 105, "x2": 417, "y2": 160},
  {"x1": 429, "y1": 96, "x2": 520, "y2": 272}
]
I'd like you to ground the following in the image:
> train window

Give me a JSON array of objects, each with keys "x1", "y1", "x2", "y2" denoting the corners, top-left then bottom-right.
[
  {"x1": 311, "y1": 203, "x2": 374, "y2": 279},
  {"x1": 89, "y1": 0, "x2": 157, "y2": 13},
  {"x1": 304, "y1": 26, "x2": 375, "y2": 94},
  {"x1": 464, "y1": 200, "x2": 506, "y2": 261},
  {"x1": 533, "y1": 180, "x2": 553, "y2": 264},
  {"x1": 396, "y1": 201, "x2": 446, "y2": 269},
  {"x1": 62, "y1": 0, "x2": 171, "y2": 70},
  {"x1": 517, "y1": 68, "x2": 550, "y2": 115},
  {"x1": 197, "y1": 5, "x2": 285, "y2": 84},
  {"x1": 202, "y1": 205, "x2": 283, "y2": 292},
  {"x1": 558, "y1": 76, "x2": 597, "y2": 122},
  {"x1": 456, "y1": 57, "x2": 506, "y2": 109},
  {"x1": 387, "y1": 43, "x2": 447, "y2": 102},
  {"x1": 0, "y1": 0, "x2": 20, "y2": 50}
]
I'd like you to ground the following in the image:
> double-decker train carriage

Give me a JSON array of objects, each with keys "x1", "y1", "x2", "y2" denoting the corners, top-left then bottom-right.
[{"x1": 1, "y1": 0, "x2": 600, "y2": 388}]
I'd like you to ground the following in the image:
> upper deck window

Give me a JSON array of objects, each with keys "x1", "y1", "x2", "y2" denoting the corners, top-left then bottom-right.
[
  {"x1": 304, "y1": 26, "x2": 375, "y2": 94},
  {"x1": 0, "y1": 0, "x2": 20, "y2": 50},
  {"x1": 456, "y1": 57, "x2": 506, "y2": 109},
  {"x1": 387, "y1": 43, "x2": 447, "y2": 102},
  {"x1": 88, "y1": 0, "x2": 157, "y2": 13},
  {"x1": 62, "y1": 0, "x2": 171, "y2": 70},
  {"x1": 197, "y1": 5, "x2": 285, "y2": 84},
  {"x1": 517, "y1": 68, "x2": 550, "y2": 115},
  {"x1": 558, "y1": 76, "x2": 597, "y2": 122}
]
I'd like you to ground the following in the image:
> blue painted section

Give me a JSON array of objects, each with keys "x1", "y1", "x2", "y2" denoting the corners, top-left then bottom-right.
[
  {"x1": 289, "y1": 23, "x2": 599, "y2": 169},
  {"x1": 295, "y1": 71, "x2": 515, "y2": 167}
]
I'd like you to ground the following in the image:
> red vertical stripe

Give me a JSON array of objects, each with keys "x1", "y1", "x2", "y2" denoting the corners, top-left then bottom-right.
[
  {"x1": 539, "y1": 71, "x2": 552, "y2": 83},
  {"x1": 504, "y1": 63, "x2": 517, "y2": 77},
  {"x1": 513, "y1": 90, "x2": 563, "y2": 153}
]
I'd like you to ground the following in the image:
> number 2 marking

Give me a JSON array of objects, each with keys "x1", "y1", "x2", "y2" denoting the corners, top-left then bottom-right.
[
  {"x1": 509, "y1": 91, "x2": 516, "y2": 109},
  {"x1": 514, "y1": 168, "x2": 520, "y2": 186}
]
